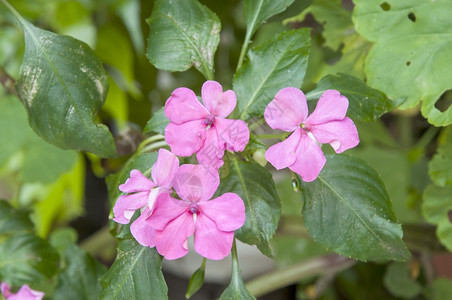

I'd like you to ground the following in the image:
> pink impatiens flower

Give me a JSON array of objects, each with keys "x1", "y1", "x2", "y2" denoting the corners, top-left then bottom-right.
[
  {"x1": 164, "y1": 80, "x2": 250, "y2": 169},
  {"x1": 148, "y1": 164, "x2": 246, "y2": 260},
  {"x1": 264, "y1": 88, "x2": 359, "y2": 182},
  {"x1": 113, "y1": 148, "x2": 179, "y2": 246},
  {"x1": 1, "y1": 283, "x2": 44, "y2": 300}
]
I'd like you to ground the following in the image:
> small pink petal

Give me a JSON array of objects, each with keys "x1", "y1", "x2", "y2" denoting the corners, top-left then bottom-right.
[
  {"x1": 215, "y1": 118, "x2": 250, "y2": 152},
  {"x1": 308, "y1": 118, "x2": 360, "y2": 153},
  {"x1": 198, "y1": 193, "x2": 246, "y2": 232},
  {"x1": 155, "y1": 212, "x2": 195, "y2": 260},
  {"x1": 265, "y1": 128, "x2": 301, "y2": 170},
  {"x1": 130, "y1": 207, "x2": 156, "y2": 247},
  {"x1": 194, "y1": 213, "x2": 234, "y2": 260},
  {"x1": 305, "y1": 90, "x2": 349, "y2": 125},
  {"x1": 289, "y1": 132, "x2": 326, "y2": 182},
  {"x1": 264, "y1": 87, "x2": 308, "y2": 132},
  {"x1": 151, "y1": 148, "x2": 179, "y2": 188},
  {"x1": 165, "y1": 120, "x2": 206, "y2": 157},
  {"x1": 164, "y1": 87, "x2": 209, "y2": 124},
  {"x1": 201, "y1": 81, "x2": 237, "y2": 117},
  {"x1": 119, "y1": 170, "x2": 155, "y2": 193},
  {"x1": 196, "y1": 128, "x2": 224, "y2": 170},
  {"x1": 172, "y1": 164, "x2": 220, "y2": 202},
  {"x1": 148, "y1": 194, "x2": 189, "y2": 230},
  {"x1": 113, "y1": 192, "x2": 149, "y2": 224},
  {"x1": 1, "y1": 283, "x2": 44, "y2": 300}
]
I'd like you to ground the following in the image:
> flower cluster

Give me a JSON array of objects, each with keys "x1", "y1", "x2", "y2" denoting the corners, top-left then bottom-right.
[
  {"x1": 112, "y1": 81, "x2": 359, "y2": 260},
  {"x1": 1, "y1": 283, "x2": 44, "y2": 300}
]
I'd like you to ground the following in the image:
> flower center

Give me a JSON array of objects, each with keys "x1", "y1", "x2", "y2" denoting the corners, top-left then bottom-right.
[
  {"x1": 203, "y1": 114, "x2": 215, "y2": 129},
  {"x1": 189, "y1": 202, "x2": 198, "y2": 214}
]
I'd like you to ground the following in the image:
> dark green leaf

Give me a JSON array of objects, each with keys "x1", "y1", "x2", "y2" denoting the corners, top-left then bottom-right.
[
  {"x1": 15, "y1": 18, "x2": 116, "y2": 157},
  {"x1": 429, "y1": 127, "x2": 452, "y2": 187},
  {"x1": 300, "y1": 155, "x2": 411, "y2": 261},
  {"x1": 383, "y1": 262, "x2": 422, "y2": 298},
  {"x1": 306, "y1": 73, "x2": 396, "y2": 122},
  {"x1": 100, "y1": 239, "x2": 167, "y2": 300},
  {"x1": 0, "y1": 200, "x2": 33, "y2": 235},
  {"x1": 234, "y1": 28, "x2": 310, "y2": 119},
  {"x1": 0, "y1": 232, "x2": 59, "y2": 286},
  {"x1": 185, "y1": 267, "x2": 205, "y2": 299},
  {"x1": 146, "y1": 0, "x2": 220, "y2": 79},
  {"x1": 216, "y1": 160, "x2": 281, "y2": 257},
  {"x1": 143, "y1": 107, "x2": 170, "y2": 135}
]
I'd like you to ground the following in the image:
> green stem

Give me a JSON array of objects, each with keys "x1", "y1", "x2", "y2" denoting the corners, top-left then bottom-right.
[
  {"x1": 0, "y1": 0, "x2": 25, "y2": 22},
  {"x1": 231, "y1": 238, "x2": 239, "y2": 273},
  {"x1": 236, "y1": 30, "x2": 252, "y2": 72},
  {"x1": 245, "y1": 254, "x2": 355, "y2": 298},
  {"x1": 200, "y1": 257, "x2": 207, "y2": 271},
  {"x1": 140, "y1": 140, "x2": 168, "y2": 154},
  {"x1": 414, "y1": 125, "x2": 440, "y2": 150},
  {"x1": 137, "y1": 134, "x2": 165, "y2": 153},
  {"x1": 256, "y1": 133, "x2": 285, "y2": 140}
]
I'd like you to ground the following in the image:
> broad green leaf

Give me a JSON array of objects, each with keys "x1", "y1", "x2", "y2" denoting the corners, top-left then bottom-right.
[
  {"x1": 52, "y1": 229, "x2": 106, "y2": 300},
  {"x1": 243, "y1": 0, "x2": 294, "y2": 39},
  {"x1": 0, "y1": 232, "x2": 59, "y2": 286},
  {"x1": 425, "y1": 278, "x2": 452, "y2": 300},
  {"x1": 422, "y1": 184, "x2": 452, "y2": 251},
  {"x1": 429, "y1": 127, "x2": 452, "y2": 186},
  {"x1": 300, "y1": 155, "x2": 411, "y2": 261},
  {"x1": 143, "y1": 107, "x2": 170, "y2": 135},
  {"x1": 116, "y1": 0, "x2": 144, "y2": 53},
  {"x1": 353, "y1": 0, "x2": 452, "y2": 126},
  {"x1": 383, "y1": 262, "x2": 422, "y2": 299},
  {"x1": 100, "y1": 239, "x2": 167, "y2": 300},
  {"x1": 234, "y1": 28, "x2": 310, "y2": 119},
  {"x1": 0, "y1": 200, "x2": 33, "y2": 235},
  {"x1": 13, "y1": 15, "x2": 116, "y2": 157},
  {"x1": 216, "y1": 160, "x2": 281, "y2": 257},
  {"x1": 306, "y1": 73, "x2": 396, "y2": 122},
  {"x1": 185, "y1": 267, "x2": 205, "y2": 299},
  {"x1": 146, "y1": 0, "x2": 221, "y2": 80}
]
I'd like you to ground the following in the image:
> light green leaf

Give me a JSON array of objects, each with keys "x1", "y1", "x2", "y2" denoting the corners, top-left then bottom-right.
[
  {"x1": 383, "y1": 262, "x2": 422, "y2": 299},
  {"x1": 353, "y1": 0, "x2": 452, "y2": 126},
  {"x1": 100, "y1": 239, "x2": 167, "y2": 300},
  {"x1": 425, "y1": 278, "x2": 452, "y2": 300},
  {"x1": 422, "y1": 184, "x2": 452, "y2": 251},
  {"x1": 146, "y1": 0, "x2": 221, "y2": 80},
  {"x1": 144, "y1": 107, "x2": 170, "y2": 135},
  {"x1": 12, "y1": 13, "x2": 116, "y2": 157},
  {"x1": 300, "y1": 155, "x2": 411, "y2": 261},
  {"x1": 429, "y1": 127, "x2": 452, "y2": 186},
  {"x1": 306, "y1": 73, "x2": 396, "y2": 122},
  {"x1": 185, "y1": 267, "x2": 205, "y2": 299},
  {"x1": 234, "y1": 28, "x2": 310, "y2": 119},
  {"x1": 216, "y1": 160, "x2": 281, "y2": 257}
]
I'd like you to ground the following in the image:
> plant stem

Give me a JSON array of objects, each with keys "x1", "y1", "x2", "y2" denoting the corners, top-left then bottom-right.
[
  {"x1": 256, "y1": 133, "x2": 285, "y2": 140},
  {"x1": 140, "y1": 140, "x2": 168, "y2": 154},
  {"x1": 0, "y1": 67, "x2": 17, "y2": 96},
  {"x1": 137, "y1": 134, "x2": 165, "y2": 153},
  {"x1": 245, "y1": 254, "x2": 355, "y2": 298},
  {"x1": 0, "y1": 0, "x2": 23, "y2": 21},
  {"x1": 236, "y1": 30, "x2": 252, "y2": 72}
]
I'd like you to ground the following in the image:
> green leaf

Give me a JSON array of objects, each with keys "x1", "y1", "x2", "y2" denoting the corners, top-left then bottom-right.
[
  {"x1": 425, "y1": 278, "x2": 452, "y2": 300},
  {"x1": 0, "y1": 232, "x2": 59, "y2": 286},
  {"x1": 300, "y1": 155, "x2": 411, "y2": 261},
  {"x1": 146, "y1": 0, "x2": 220, "y2": 80},
  {"x1": 14, "y1": 16, "x2": 116, "y2": 157},
  {"x1": 185, "y1": 267, "x2": 205, "y2": 299},
  {"x1": 143, "y1": 107, "x2": 170, "y2": 135},
  {"x1": 100, "y1": 239, "x2": 168, "y2": 300},
  {"x1": 0, "y1": 200, "x2": 33, "y2": 235},
  {"x1": 216, "y1": 159, "x2": 281, "y2": 257},
  {"x1": 353, "y1": 0, "x2": 452, "y2": 126},
  {"x1": 234, "y1": 28, "x2": 310, "y2": 119},
  {"x1": 429, "y1": 127, "x2": 452, "y2": 186},
  {"x1": 422, "y1": 184, "x2": 452, "y2": 251},
  {"x1": 383, "y1": 262, "x2": 422, "y2": 299},
  {"x1": 243, "y1": 0, "x2": 294, "y2": 39},
  {"x1": 306, "y1": 74, "x2": 395, "y2": 122}
]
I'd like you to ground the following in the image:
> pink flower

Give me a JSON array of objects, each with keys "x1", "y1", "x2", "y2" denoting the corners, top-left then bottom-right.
[
  {"x1": 264, "y1": 88, "x2": 359, "y2": 182},
  {"x1": 1, "y1": 283, "x2": 44, "y2": 300},
  {"x1": 148, "y1": 164, "x2": 246, "y2": 260},
  {"x1": 113, "y1": 148, "x2": 179, "y2": 246},
  {"x1": 164, "y1": 81, "x2": 250, "y2": 169}
]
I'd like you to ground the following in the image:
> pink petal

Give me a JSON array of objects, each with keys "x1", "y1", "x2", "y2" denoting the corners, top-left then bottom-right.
[
  {"x1": 265, "y1": 128, "x2": 301, "y2": 170},
  {"x1": 1, "y1": 284, "x2": 44, "y2": 300},
  {"x1": 148, "y1": 194, "x2": 189, "y2": 230},
  {"x1": 215, "y1": 118, "x2": 250, "y2": 152},
  {"x1": 165, "y1": 120, "x2": 206, "y2": 157},
  {"x1": 119, "y1": 170, "x2": 155, "y2": 193},
  {"x1": 304, "y1": 90, "x2": 349, "y2": 125},
  {"x1": 172, "y1": 164, "x2": 219, "y2": 202},
  {"x1": 198, "y1": 193, "x2": 246, "y2": 232},
  {"x1": 196, "y1": 128, "x2": 224, "y2": 170},
  {"x1": 113, "y1": 192, "x2": 149, "y2": 224},
  {"x1": 164, "y1": 87, "x2": 209, "y2": 124},
  {"x1": 308, "y1": 118, "x2": 360, "y2": 153},
  {"x1": 201, "y1": 81, "x2": 236, "y2": 117},
  {"x1": 264, "y1": 87, "x2": 307, "y2": 132},
  {"x1": 151, "y1": 148, "x2": 179, "y2": 188},
  {"x1": 289, "y1": 132, "x2": 326, "y2": 182},
  {"x1": 155, "y1": 212, "x2": 195, "y2": 260},
  {"x1": 130, "y1": 207, "x2": 156, "y2": 247},
  {"x1": 194, "y1": 213, "x2": 234, "y2": 260},
  {"x1": 1, "y1": 283, "x2": 12, "y2": 298}
]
